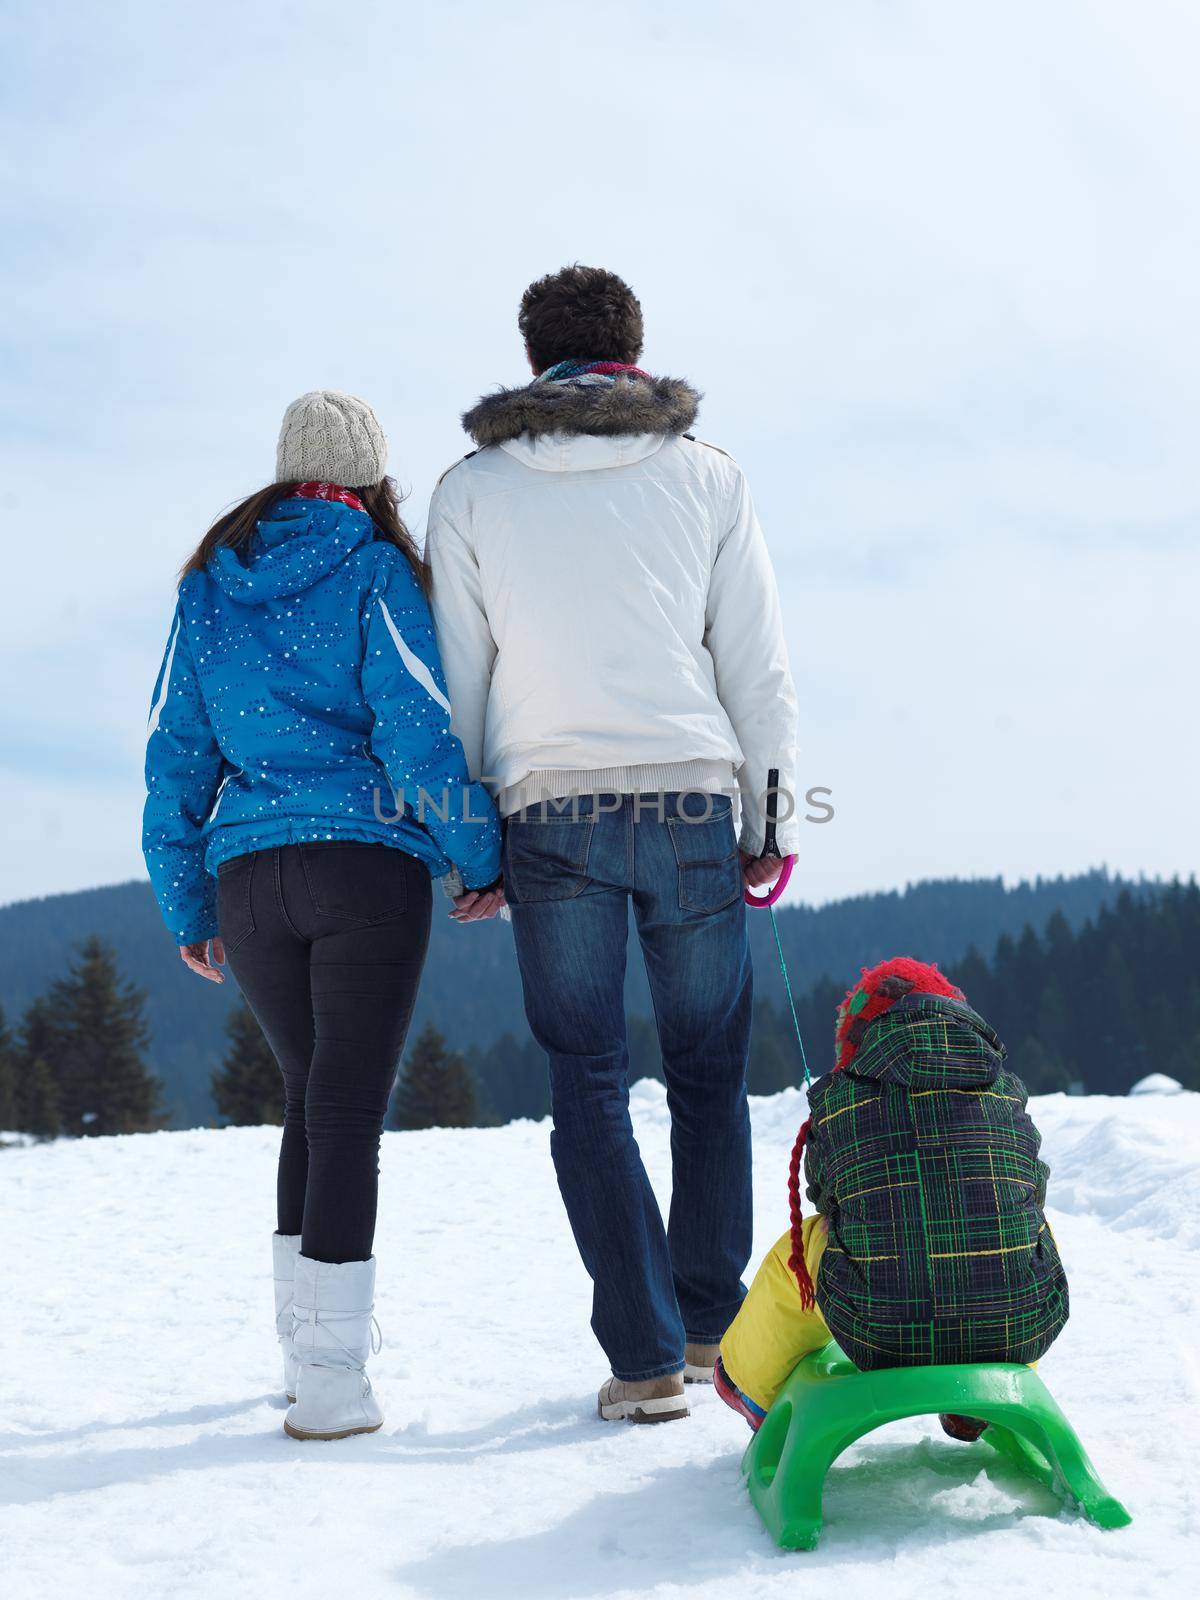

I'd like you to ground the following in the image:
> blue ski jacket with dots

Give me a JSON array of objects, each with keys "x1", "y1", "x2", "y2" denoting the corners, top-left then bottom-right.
[{"x1": 143, "y1": 491, "x2": 501, "y2": 944}]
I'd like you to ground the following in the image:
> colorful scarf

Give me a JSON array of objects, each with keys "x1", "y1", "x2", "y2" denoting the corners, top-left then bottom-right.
[
  {"x1": 291, "y1": 480, "x2": 365, "y2": 510},
  {"x1": 538, "y1": 358, "x2": 652, "y2": 385}
]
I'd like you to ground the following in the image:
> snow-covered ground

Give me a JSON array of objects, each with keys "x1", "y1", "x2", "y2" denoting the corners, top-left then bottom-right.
[{"x1": 3, "y1": 1085, "x2": 1198, "y2": 1600}]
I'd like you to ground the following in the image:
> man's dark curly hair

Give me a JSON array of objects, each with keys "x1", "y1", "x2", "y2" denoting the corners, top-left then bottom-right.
[{"x1": 519, "y1": 265, "x2": 644, "y2": 373}]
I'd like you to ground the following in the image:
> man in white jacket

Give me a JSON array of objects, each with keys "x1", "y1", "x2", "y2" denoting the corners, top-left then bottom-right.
[{"x1": 428, "y1": 265, "x2": 799, "y2": 1424}]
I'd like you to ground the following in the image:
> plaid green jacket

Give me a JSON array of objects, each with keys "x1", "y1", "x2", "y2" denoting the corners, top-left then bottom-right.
[{"x1": 806, "y1": 994, "x2": 1069, "y2": 1371}]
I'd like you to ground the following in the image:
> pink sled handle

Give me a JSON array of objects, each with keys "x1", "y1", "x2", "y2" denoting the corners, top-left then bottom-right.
[{"x1": 744, "y1": 853, "x2": 795, "y2": 909}]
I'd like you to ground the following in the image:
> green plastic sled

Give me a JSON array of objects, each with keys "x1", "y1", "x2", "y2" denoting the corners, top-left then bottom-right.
[{"x1": 742, "y1": 1341, "x2": 1131, "y2": 1550}]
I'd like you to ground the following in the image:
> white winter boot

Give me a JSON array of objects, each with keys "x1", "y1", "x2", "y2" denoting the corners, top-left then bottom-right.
[
  {"x1": 284, "y1": 1254, "x2": 384, "y2": 1441},
  {"x1": 273, "y1": 1233, "x2": 302, "y2": 1402}
]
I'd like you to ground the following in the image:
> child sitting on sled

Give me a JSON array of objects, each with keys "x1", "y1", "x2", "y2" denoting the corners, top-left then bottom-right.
[{"x1": 716, "y1": 957, "x2": 1069, "y2": 1436}]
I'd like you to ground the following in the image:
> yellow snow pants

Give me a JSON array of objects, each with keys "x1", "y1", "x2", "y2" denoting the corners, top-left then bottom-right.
[
  {"x1": 721, "y1": 1215, "x2": 1042, "y2": 1415},
  {"x1": 720, "y1": 1217, "x2": 832, "y2": 1414}
]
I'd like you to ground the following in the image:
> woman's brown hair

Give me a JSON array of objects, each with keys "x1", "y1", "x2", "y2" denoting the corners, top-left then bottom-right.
[{"x1": 179, "y1": 477, "x2": 429, "y2": 594}]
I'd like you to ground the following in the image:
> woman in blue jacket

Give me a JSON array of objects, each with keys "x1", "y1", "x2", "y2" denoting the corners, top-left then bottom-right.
[{"x1": 143, "y1": 390, "x2": 502, "y2": 1441}]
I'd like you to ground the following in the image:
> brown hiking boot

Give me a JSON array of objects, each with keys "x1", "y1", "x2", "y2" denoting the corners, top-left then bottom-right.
[
  {"x1": 683, "y1": 1342, "x2": 720, "y2": 1383},
  {"x1": 597, "y1": 1374, "x2": 690, "y2": 1424}
]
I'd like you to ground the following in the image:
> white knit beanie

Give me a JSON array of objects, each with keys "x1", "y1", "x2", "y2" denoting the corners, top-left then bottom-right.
[{"x1": 275, "y1": 390, "x2": 388, "y2": 487}]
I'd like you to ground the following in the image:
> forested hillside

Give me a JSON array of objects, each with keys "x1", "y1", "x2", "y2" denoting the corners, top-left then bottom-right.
[
  {"x1": 0, "y1": 869, "x2": 1152, "y2": 1127},
  {"x1": 950, "y1": 884, "x2": 1200, "y2": 1095},
  {"x1": 747, "y1": 882, "x2": 1199, "y2": 1099}
]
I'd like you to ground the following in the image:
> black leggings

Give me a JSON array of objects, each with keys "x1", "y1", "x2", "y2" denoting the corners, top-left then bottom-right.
[{"x1": 217, "y1": 843, "x2": 432, "y2": 1263}]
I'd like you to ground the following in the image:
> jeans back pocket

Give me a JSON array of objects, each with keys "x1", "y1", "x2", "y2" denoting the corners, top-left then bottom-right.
[
  {"x1": 300, "y1": 842, "x2": 411, "y2": 923},
  {"x1": 667, "y1": 805, "x2": 740, "y2": 913},
  {"x1": 504, "y1": 816, "x2": 595, "y2": 903}
]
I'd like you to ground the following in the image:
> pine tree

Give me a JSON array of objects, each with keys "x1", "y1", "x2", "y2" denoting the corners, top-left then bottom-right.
[
  {"x1": 1143, "y1": 993, "x2": 1176, "y2": 1081},
  {"x1": 14, "y1": 999, "x2": 62, "y2": 1138},
  {"x1": 1166, "y1": 1027, "x2": 1200, "y2": 1092},
  {"x1": 1014, "y1": 1037, "x2": 1073, "y2": 1095},
  {"x1": 1009, "y1": 926, "x2": 1045, "y2": 1043},
  {"x1": 0, "y1": 1007, "x2": 15, "y2": 1131},
  {"x1": 950, "y1": 945, "x2": 993, "y2": 1017},
  {"x1": 1035, "y1": 977, "x2": 1073, "y2": 1069},
  {"x1": 791, "y1": 976, "x2": 846, "y2": 1079},
  {"x1": 1097, "y1": 939, "x2": 1141, "y2": 1093},
  {"x1": 1043, "y1": 910, "x2": 1075, "y2": 976},
  {"x1": 470, "y1": 1031, "x2": 550, "y2": 1124},
  {"x1": 17, "y1": 1058, "x2": 61, "y2": 1139},
  {"x1": 748, "y1": 999, "x2": 801, "y2": 1095},
  {"x1": 47, "y1": 938, "x2": 163, "y2": 1136},
  {"x1": 211, "y1": 1001, "x2": 283, "y2": 1126},
  {"x1": 17, "y1": 997, "x2": 64, "y2": 1078},
  {"x1": 391, "y1": 1023, "x2": 479, "y2": 1130}
]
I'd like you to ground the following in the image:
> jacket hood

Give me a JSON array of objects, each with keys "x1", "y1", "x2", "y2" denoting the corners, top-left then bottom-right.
[
  {"x1": 462, "y1": 373, "x2": 701, "y2": 448},
  {"x1": 206, "y1": 497, "x2": 375, "y2": 604},
  {"x1": 845, "y1": 994, "x2": 1007, "y2": 1090}
]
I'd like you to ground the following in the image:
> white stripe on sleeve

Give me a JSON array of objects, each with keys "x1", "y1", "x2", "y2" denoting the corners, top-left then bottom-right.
[
  {"x1": 147, "y1": 616, "x2": 181, "y2": 738},
  {"x1": 378, "y1": 599, "x2": 453, "y2": 717}
]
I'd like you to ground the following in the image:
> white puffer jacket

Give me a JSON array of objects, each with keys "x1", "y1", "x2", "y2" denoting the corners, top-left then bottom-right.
[{"x1": 426, "y1": 372, "x2": 799, "y2": 856}]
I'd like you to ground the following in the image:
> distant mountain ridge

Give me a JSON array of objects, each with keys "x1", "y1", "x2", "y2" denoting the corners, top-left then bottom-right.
[{"x1": 0, "y1": 869, "x2": 1148, "y2": 1127}]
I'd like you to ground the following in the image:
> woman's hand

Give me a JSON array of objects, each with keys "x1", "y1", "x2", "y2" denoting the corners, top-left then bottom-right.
[
  {"x1": 180, "y1": 936, "x2": 226, "y2": 982},
  {"x1": 740, "y1": 852, "x2": 785, "y2": 892},
  {"x1": 450, "y1": 883, "x2": 506, "y2": 923}
]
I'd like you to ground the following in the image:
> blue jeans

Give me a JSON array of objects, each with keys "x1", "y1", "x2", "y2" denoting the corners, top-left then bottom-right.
[{"x1": 504, "y1": 792, "x2": 754, "y2": 1381}]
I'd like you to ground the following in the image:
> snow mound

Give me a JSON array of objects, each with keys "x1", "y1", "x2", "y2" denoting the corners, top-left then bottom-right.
[
  {"x1": 1129, "y1": 1072, "x2": 1185, "y2": 1096},
  {"x1": 1032, "y1": 1089, "x2": 1200, "y2": 1250},
  {"x1": 1, "y1": 1085, "x2": 1197, "y2": 1599}
]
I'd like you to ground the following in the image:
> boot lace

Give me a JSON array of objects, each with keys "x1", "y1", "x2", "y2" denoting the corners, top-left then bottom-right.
[{"x1": 293, "y1": 1306, "x2": 383, "y2": 1369}]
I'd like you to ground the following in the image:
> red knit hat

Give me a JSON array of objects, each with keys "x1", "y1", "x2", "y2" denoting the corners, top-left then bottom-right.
[{"x1": 787, "y1": 957, "x2": 965, "y2": 1308}]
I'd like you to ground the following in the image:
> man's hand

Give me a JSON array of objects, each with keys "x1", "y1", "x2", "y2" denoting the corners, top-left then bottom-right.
[
  {"x1": 180, "y1": 936, "x2": 226, "y2": 983},
  {"x1": 740, "y1": 852, "x2": 785, "y2": 892},
  {"x1": 450, "y1": 882, "x2": 506, "y2": 923}
]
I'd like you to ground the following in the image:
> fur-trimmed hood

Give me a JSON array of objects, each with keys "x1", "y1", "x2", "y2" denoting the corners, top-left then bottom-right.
[{"x1": 462, "y1": 373, "x2": 701, "y2": 448}]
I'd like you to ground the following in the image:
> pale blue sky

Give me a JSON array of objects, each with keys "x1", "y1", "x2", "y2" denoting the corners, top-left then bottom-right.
[{"x1": 1, "y1": 0, "x2": 1196, "y2": 907}]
